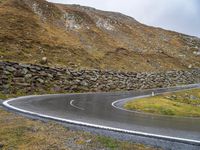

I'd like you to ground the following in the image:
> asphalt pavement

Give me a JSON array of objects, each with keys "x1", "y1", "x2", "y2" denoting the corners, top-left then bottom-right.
[{"x1": 2, "y1": 83, "x2": 200, "y2": 150}]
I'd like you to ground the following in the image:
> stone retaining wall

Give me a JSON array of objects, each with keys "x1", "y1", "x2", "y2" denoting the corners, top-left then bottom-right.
[{"x1": 0, "y1": 61, "x2": 200, "y2": 94}]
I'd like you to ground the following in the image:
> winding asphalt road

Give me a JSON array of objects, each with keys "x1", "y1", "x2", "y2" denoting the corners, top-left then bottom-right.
[{"x1": 3, "y1": 84, "x2": 200, "y2": 149}]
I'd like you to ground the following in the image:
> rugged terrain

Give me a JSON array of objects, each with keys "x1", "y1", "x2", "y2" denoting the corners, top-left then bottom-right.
[
  {"x1": 0, "y1": 1, "x2": 199, "y2": 149},
  {"x1": 0, "y1": 0, "x2": 200, "y2": 72}
]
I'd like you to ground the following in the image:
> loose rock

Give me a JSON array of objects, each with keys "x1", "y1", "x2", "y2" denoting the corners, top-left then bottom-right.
[{"x1": 40, "y1": 57, "x2": 48, "y2": 65}]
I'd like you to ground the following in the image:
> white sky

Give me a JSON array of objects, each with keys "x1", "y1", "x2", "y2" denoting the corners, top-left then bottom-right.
[{"x1": 48, "y1": 0, "x2": 200, "y2": 37}]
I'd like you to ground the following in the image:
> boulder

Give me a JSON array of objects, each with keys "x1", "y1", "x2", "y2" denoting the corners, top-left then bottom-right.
[{"x1": 40, "y1": 57, "x2": 48, "y2": 64}]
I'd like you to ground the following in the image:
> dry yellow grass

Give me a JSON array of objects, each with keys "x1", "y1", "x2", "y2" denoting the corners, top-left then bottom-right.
[
  {"x1": 0, "y1": 0, "x2": 200, "y2": 72},
  {"x1": 0, "y1": 108, "x2": 159, "y2": 150}
]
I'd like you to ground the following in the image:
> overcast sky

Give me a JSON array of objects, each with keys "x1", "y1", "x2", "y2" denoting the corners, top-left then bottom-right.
[{"x1": 48, "y1": 0, "x2": 200, "y2": 38}]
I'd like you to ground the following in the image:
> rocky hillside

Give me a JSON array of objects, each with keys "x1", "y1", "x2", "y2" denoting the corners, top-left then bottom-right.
[{"x1": 0, "y1": 0, "x2": 200, "y2": 72}]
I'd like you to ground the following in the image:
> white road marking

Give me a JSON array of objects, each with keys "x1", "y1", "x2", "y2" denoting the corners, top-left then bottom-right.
[
  {"x1": 112, "y1": 95, "x2": 151, "y2": 112},
  {"x1": 112, "y1": 89, "x2": 200, "y2": 119},
  {"x1": 2, "y1": 96, "x2": 200, "y2": 146},
  {"x1": 70, "y1": 100, "x2": 85, "y2": 111}
]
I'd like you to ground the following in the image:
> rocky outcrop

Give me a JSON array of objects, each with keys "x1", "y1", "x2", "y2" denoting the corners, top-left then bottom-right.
[{"x1": 0, "y1": 61, "x2": 200, "y2": 94}]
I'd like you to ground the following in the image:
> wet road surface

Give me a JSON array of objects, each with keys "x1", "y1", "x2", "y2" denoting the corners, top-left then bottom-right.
[{"x1": 3, "y1": 84, "x2": 200, "y2": 149}]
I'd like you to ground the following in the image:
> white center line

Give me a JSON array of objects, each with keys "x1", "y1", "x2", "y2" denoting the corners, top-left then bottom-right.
[{"x1": 70, "y1": 100, "x2": 85, "y2": 111}]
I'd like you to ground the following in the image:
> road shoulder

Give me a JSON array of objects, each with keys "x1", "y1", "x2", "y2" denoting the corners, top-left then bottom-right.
[{"x1": 0, "y1": 99, "x2": 3, "y2": 106}]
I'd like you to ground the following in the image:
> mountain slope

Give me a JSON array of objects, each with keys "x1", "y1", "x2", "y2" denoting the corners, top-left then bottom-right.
[{"x1": 0, "y1": 0, "x2": 200, "y2": 72}]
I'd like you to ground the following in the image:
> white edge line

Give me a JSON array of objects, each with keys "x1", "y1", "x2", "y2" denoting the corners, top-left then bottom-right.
[
  {"x1": 70, "y1": 100, "x2": 85, "y2": 110},
  {"x1": 112, "y1": 87, "x2": 200, "y2": 119},
  {"x1": 112, "y1": 95, "x2": 151, "y2": 112},
  {"x1": 2, "y1": 96, "x2": 200, "y2": 146}
]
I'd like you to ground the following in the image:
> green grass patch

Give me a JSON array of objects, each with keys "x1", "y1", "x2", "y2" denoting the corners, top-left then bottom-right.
[
  {"x1": 0, "y1": 91, "x2": 28, "y2": 100},
  {"x1": 0, "y1": 0, "x2": 6, "y2": 3},
  {"x1": 96, "y1": 135, "x2": 156, "y2": 150},
  {"x1": 124, "y1": 89, "x2": 200, "y2": 117},
  {"x1": 97, "y1": 136, "x2": 119, "y2": 149}
]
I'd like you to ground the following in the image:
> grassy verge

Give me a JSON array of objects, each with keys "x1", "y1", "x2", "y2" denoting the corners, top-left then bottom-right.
[
  {"x1": 0, "y1": 94, "x2": 158, "y2": 150},
  {"x1": 124, "y1": 89, "x2": 200, "y2": 117},
  {"x1": 0, "y1": 91, "x2": 62, "y2": 101}
]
